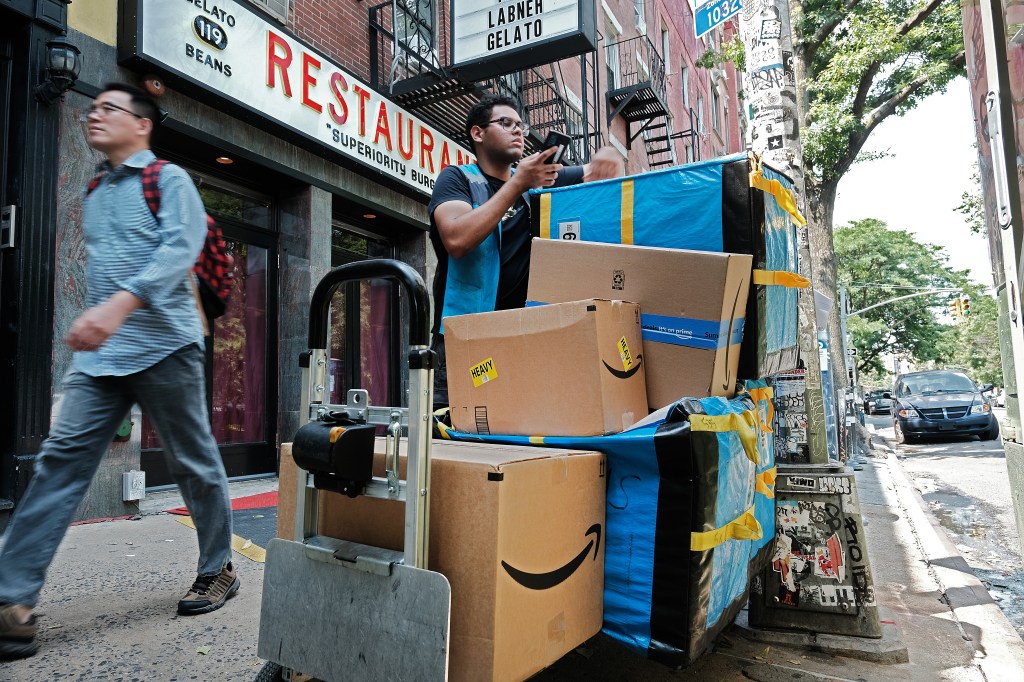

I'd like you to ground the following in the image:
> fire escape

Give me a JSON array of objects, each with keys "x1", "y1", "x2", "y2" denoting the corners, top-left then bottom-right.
[
  {"x1": 368, "y1": 1, "x2": 602, "y2": 165},
  {"x1": 604, "y1": 35, "x2": 675, "y2": 169}
]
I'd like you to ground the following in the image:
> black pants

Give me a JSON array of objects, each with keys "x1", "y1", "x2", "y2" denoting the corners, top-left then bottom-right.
[{"x1": 431, "y1": 335, "x2": 448, "y2": 412}]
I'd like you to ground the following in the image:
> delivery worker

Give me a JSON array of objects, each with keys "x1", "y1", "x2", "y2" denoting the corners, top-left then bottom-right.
[{"x1": 428, "y1": 94, "x2": 624, "y2": 410}]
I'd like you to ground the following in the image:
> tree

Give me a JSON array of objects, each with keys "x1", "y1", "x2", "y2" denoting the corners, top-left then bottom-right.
[
  {"x1": 836, "y1": 218, "x2": 968, "y2": 375},
  {"x1": 791, "y1": 0, "x2": 967, "y2": 389},
  {"x1": 935, "y1": 286, "x2": 1004, "y2": 387}
]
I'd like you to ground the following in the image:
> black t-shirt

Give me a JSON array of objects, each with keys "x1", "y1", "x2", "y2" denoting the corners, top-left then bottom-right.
[{"x1": 428, "y1": 164, "x2": 585, "y2": 334}]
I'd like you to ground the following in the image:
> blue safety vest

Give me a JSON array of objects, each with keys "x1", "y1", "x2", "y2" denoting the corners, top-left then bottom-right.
[{"x1": 439, "y1": 164, "x2": 528, "y2": 333}]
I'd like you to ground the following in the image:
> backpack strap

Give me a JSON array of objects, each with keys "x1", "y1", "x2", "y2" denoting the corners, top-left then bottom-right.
[
  {"x1": 85, "y1": 159, "x2": 169, "y2": 221},
  {"x1": 140, "y1": 159, "x2": 169, "y2": 217}
]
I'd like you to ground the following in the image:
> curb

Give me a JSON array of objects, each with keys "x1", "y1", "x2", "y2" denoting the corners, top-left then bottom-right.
[
  {"x1": 868, "y1": 428, "x2": 1024, "y2": 681},
  {"x1": 730, "y1": 609, "x2": 909, "y2": 665}
]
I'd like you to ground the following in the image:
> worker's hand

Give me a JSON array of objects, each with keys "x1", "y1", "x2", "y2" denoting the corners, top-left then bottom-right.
[
  {"x1": 65, "y1": 291, "x2": 143, "y2": 352},
  {"x1": 513, "y1": 147, "x2": 563, "y2": 190},
  {"x1": 583, "y1": 147, "x2": 624, "y2": 182}
]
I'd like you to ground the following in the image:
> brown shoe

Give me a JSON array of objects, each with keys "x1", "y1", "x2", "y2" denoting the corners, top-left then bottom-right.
[
  {"x1": 177, "y1": 562, "x2": 240, "y2": 615},
  {"x1": 0, "y1": 604, "x2": 37, "y2": 660}
]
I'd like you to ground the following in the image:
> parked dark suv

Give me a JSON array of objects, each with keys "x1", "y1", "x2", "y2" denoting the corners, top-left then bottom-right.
[
  {"x1": 863, "y1": 389, "x2": 892, "y2": 415},
  {"x1": 889, "y1": 369, "x2": 999, "y2": 443}
]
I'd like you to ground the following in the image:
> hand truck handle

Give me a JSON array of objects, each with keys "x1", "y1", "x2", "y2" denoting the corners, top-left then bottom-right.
[{"x1": 307, "y1": 259, "x2": 431, "y2": 350}]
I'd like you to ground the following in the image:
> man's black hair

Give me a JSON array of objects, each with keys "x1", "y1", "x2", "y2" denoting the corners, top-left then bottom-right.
[
  {"x1": 101, "y1": 82, "x2": 164, "y2": 125},
  {"x1": 465, "y1": 94, "x2": 521, "y2": 153}
]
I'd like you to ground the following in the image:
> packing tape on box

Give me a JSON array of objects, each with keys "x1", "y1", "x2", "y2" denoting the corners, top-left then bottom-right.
[
  {"x1": 525, "y1": 302, "x2": 745, "y2": 351},
  {"x1": 690, "y1": 506, "x2": 762, "y2": 551},
  {"x1": 751, "y1": 269, "x2": 810, "y2": 289},
  {"x1": 639, "y1": 313, "x2": 744, "y2": 350}
]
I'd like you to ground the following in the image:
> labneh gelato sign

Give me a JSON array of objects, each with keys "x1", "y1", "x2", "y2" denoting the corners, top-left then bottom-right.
[
  {"x1": 451, "y1": 0, "x2": 598, "y2": 80},
  {"x1": 123, "y1": 0, "x2": 472, "y2": 196}
]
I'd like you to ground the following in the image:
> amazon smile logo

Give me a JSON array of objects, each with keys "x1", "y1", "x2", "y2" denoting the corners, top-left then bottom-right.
[
  {"x1": 500, "y1": 524, "x2": 602, "y2": 590},
  {"x1": 602, "y1": 354, "x2": 643, "y2": 379}
]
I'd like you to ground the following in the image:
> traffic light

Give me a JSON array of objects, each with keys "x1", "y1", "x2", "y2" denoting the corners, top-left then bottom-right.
[
  {"x1": 961, "y1": 296, "x2": 971, "y2": 317},
  {"x1": 949, "y1": 298, "x2": 961, "y2": 319}
]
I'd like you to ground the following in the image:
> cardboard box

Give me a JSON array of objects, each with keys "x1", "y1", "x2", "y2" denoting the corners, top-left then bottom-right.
[
  {"x1": 278, "y1": 440, "x2": 606, "y2": 682},
  {"x1": 528, "y1": 239, "x2": 752, "y2": 406},
  {"x1": 443, "y1": 299, "x2": 648, "y2": 436},
  {"x1": 529, "y1": 154, "x2": 802, "y2": 379}
]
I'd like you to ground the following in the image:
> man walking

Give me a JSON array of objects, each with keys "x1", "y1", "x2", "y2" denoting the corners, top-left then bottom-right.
[
  {"x1": 0, "y1": 83, "x2": 237, "y2": 661},
  {"x1": 429, "y1": 94, "x2": 623, "y2": 409}
]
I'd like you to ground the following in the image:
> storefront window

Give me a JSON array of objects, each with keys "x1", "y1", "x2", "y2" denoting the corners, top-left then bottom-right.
[
  {"x1": 142, "y1": 176, "x2": 275, "y2": 475},
  {"x1": 210, "y1": 241, "x2": 268, "y2": 443},
  {"x1": 328, "y1": 225, "x2": 399, "y2": 409}
]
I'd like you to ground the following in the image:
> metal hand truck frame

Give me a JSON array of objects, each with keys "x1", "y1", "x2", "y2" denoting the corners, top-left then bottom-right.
[{"x1": 255, "y1": 259, "x2": 449, "y2": 681}]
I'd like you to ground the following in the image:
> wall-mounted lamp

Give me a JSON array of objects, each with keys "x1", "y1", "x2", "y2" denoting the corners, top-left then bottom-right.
[{"x1": 34, "y1": 35, "x2": 82, "y2": 105}]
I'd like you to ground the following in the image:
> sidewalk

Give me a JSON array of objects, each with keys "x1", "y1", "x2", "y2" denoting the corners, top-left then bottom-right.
[{"x1": 2, "y1": 437, "x2": 1023, "y2": 681}]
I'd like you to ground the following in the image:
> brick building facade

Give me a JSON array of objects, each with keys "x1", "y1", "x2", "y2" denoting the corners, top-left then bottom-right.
[{"x1": 0, "y1": 0, "x2": 745, "y2": 524}]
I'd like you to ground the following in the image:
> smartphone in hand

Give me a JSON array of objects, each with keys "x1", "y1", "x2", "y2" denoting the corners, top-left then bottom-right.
[{"x1": 542, "y1": 131, "x2": 572, "y2": 165}]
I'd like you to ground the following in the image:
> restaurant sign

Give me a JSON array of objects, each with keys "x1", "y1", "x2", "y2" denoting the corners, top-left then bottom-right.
[{"x1": 120, "y1": 0, "x2": 473, "y2": 196}]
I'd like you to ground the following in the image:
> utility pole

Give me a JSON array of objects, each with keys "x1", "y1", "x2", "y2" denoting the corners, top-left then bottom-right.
[
  {"x1": 740, "y1": 1, "x2": 882, "y2": 641},
  {"x1": 738, "y1": 0, "x2": 829, "y2": 464}
]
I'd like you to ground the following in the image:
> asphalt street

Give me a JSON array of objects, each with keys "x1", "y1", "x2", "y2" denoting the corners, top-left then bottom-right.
[{"x1": 865, "y1": 410, "x2": 1024, "y2": 640}]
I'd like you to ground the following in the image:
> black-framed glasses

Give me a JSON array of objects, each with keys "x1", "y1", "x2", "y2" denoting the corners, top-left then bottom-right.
[
  {"x1": 486, "y1": 117, "x2": 529, "y2": 134},
  {"x1": 86, "y1": 102, "x2": 143, "y2": 119}
]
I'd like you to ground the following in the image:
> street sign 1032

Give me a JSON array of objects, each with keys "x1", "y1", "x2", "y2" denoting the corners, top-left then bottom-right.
[{"x1": 694, "y1": 0, "x2": 742, "y2": 39}]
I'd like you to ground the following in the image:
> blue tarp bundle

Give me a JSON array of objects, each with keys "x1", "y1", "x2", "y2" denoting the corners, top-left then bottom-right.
[
  {"x1": 530, "y1": 152, "x2": 805, "y2": 379},
  {"x1": 438, "y1": 392, "x2": 762, "y2": 666}
]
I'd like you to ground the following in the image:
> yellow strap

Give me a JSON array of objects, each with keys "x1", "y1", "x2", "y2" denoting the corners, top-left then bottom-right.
[
  {"x1": 433, "y1": 407, "x2": 454, "y2": 440},
  {"x1": 752, "y1": 269, "x2": 811, "y2": 289},
  {"x1": 688, "y1": 410, "x2": 760, "y2": 464},
  {"x1": 749, "y1": 170, "x2": 807, "y2": 226},
  {"x1": 756, "y1": 466, "x2": 778, "y2": 498},
  {"x1": 539, "y1": 192, "x2": 552, "y2": 239},
  {"x1": 747, "y1": 386, "x2": 775, "y2": 432},
  {"x1": 620, "y1": 179, "x2": 634, "y2": 244},
  {"x1": 691, "y1": 507, "x2": 762, "y2": 551}
]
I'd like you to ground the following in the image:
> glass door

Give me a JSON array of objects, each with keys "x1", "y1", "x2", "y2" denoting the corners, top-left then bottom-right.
[
  {"x1": 141, "y1": 174, "x2": 278, "y2": 485},
  {"x1": 328, "y1": 222, "x2": 401, "y2": 415}
]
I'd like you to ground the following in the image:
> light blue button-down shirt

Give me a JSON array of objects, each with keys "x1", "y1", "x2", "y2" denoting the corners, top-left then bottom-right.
[{"x1": 74, "y1": 149, "x2": 206, "y2": 377}]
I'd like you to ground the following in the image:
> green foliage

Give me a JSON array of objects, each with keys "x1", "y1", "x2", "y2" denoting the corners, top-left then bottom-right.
[
  {"x1": 837, "y1": 218, "x2": 968, "y2": 376},
  {"x1": 954, "y1": 163, "x2": 985, "y2": 235},
  {"x1": 935, "y1": 286, "x2": 1004, "y2": 386},
  {"x1": 798, "y1": 0, "x2": 966, "y2": 183},
  {"x1": 695, "y1": 35, "x2": 746, "y2": 71}
]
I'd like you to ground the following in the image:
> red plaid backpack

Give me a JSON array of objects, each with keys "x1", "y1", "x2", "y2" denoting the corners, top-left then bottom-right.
[{"x1": 86, "y1": 159, "x2": 234, "y2": 318}]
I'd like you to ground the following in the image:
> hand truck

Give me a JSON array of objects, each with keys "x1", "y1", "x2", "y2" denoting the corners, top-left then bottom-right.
[{"x1": 255, "y1": 259, "x2": 449, "y2": 681}]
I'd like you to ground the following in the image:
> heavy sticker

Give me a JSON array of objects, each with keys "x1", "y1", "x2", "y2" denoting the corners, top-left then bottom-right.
[
  {"x1": 469, "y1": 357, "x2": 497, "y2": 387},
  {"x1": 617, "y1": 336, "x2": 635, "y2": 371}
]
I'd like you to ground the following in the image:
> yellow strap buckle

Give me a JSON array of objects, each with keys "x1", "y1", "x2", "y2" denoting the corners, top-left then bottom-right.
[
  {"x1": 691, "y1": 506, "x2": 762, "y2": 551},
  {"x1": 688, "y1": 410, "x2": 760, "y2": 465},
  {"x1": 749, "y1": 168, "x2": 807, "y2": 226}
]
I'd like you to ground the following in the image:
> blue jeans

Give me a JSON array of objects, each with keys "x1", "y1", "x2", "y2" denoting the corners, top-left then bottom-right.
[{"x1": 0, "y1": 343, "x2": 233, "y2": 607}]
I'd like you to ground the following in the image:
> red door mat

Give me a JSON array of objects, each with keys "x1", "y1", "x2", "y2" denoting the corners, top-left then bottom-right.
[{"x1": 165, "y1": 490, "x2": 278, "y2": 515}]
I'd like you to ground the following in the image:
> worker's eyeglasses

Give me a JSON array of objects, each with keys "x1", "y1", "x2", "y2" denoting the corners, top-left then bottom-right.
[
  {"x1": 487, "y1": 117, "x2": 529, "y2": 134},
  {"x1": 85, "y1": 102, "x2": 144, "y2": 119}
]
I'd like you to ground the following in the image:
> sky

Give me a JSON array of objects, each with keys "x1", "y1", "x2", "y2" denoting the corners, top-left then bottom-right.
[{"x1": 831, "y1": 77, "x2": 994, "y2": 289}]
